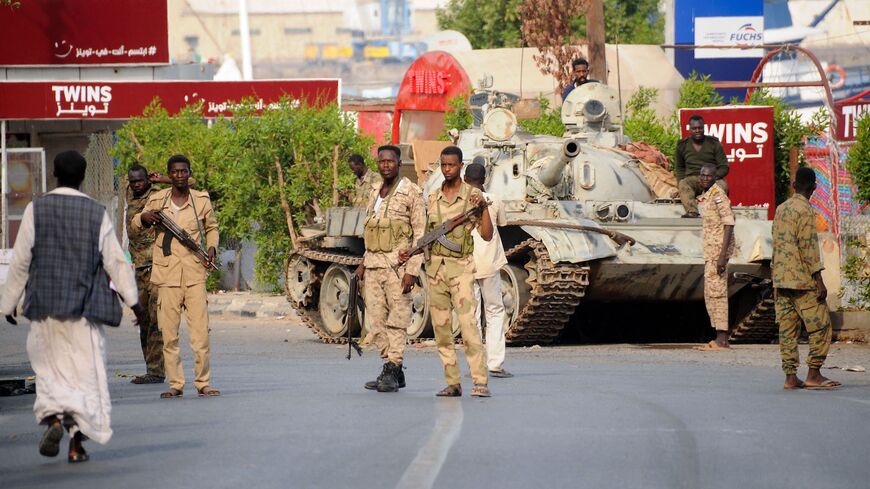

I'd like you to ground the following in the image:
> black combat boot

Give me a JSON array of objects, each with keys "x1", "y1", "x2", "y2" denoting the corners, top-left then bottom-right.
[
  {"x1": 376, "y1": 362, "x2": 401, "y2": 393},
  {"x1": 364, "y1": 363, "x2": 390, "y2": 391},
  {"x1": 395, "y1": 363, "x2": 405, "y2": 388}
]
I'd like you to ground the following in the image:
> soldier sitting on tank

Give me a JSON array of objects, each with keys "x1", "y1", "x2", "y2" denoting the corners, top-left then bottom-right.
[
  {"x1": 561, "y1": 58, "x2": 600, "y2": 101},
  {"x1": 675, "y1": 115, "x2": 730, "y2": 218}
]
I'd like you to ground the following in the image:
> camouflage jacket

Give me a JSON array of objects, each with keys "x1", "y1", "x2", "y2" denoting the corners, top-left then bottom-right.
[
  {"x1": 352, "y1": 169, "x2": 382, "y2": 207},
  {"x1": 772, "y1": 194, "x2": 823, "y2": 290},
  {"x1": 362, "y1": 177, "x2": 426, "y2": 277},
  {"x1": 425, "y1": 182, "x2": 483, "y2": 276},
  {"x1": 126, "y1": 186, "x2": 156, "y2": 268},
  {"x1": 699, "y1": 183, "x2": 736, "y2": 261}
]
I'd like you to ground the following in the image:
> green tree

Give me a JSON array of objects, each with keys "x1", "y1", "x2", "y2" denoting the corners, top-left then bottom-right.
[
  {"x1": 846, "y1": 113, "x2": 870, "y2": 202},
  {"x1": 437, "y1": 0, "x2": 663, "y2": 49},
  {"x1": 436, "y1": 0, "x2": 524, "y2": 49},
  {"x1": 518, "y1": 96, "x2": 565, "y2": 136}
]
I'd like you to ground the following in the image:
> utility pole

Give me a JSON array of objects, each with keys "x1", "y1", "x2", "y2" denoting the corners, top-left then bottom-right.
[
  {"x1": 238, "y1": 0, "x2": 253, "y2": 80},
  {"x1": 586, "y1": 0, "x2": 607, "y2": 82}
]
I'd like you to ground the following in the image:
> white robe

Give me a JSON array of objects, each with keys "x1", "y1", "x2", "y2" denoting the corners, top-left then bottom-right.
[{"x1": 0, "y1": 187, "x2": 138, "y2": 444}]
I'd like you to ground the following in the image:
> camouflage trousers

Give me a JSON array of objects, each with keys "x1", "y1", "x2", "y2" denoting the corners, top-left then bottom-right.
[
  {"x1": 364, "y1": 267, "x2": 410, "y2": 365},
  {"x1": 703, "y1": 261, "x2": 729, "y2": 332},
  {"x1": 427, "y1": 259, "x2": 488, "y2": 386},
  {"x1": 776, "y1": 288, "x2": 832, "y2": 374},
  {"x1": 136, "y1": 267, "x2": 165, "y2": 378},
  {"x1": 679, "y1": 176, "x2": 729, "y2": 213}
]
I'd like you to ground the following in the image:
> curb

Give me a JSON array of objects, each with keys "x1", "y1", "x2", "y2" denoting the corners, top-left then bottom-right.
[{"x1": 207, "y1": 292, "x2": 293, "y2": 319}]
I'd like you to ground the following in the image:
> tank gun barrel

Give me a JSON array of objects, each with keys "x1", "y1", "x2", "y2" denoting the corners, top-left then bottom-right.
[{"x1": 538, "y1": 140, "x2": 581, "y2": 188}]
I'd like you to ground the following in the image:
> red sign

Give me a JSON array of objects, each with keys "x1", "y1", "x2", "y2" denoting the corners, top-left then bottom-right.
[
  {"x1": 0, "y1": 80, "x2": 341, "y2": 120},
  {"x1": 834, "y1": 99, "x2": 870, "y2": 142},
  {"x1": 679, "y1": 106, "x2": 776, "y2": 218},
  {"x1": 0, "y1": 0, "x2": 169, "y2": 66},
  {"x1": 408, "y1": 70, "x2": 452, "y2": 95}
]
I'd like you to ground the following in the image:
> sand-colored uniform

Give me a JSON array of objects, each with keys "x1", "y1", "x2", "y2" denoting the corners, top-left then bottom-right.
[
  {"x1": 362, "y1": 177, "x2": 426, "y2": 364},
  {"x1": 353, "y1": 169, "x2": 383, "y2": 207},
  {"x1": 772, "y1": 194, "x2": 831, "y2": 374},
  {"x1": 426, "y1": 182, "x2": 488, "y2": 386},
  {"x1": 131, "y1": 188, "x2": 219, "y2": 392},
  {"x1": 699, "y1": 183, "x2": 736, "y2": 332},
  {"x1": 126, "y1": 186, "x2": 165, "y2": 378}
]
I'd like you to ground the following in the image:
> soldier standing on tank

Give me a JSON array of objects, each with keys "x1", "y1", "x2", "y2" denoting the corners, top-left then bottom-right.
[
  {"x1": 126, "y1": 165, "x2": 166, "y2": 384},
  {"x1": 403, "y1": 146, "x2": 493, "y2": 398},
  {"x1": 356, "y1": 145, "x2": 426, "y2": 393},
  {"x1": 773, "y1": 167, "x2": 841, "y2": 390},
  {"x1": 349, "y1": 153, "x2": 382, "y2": 208},
  {"x1": 694, "y1": 164, "x2": 735, "y2": 351},
  {"x1": 676, "y1": 115, "x2": 730, "y2": 218}
]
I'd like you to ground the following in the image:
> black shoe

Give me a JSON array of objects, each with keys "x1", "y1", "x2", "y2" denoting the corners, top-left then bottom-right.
[
  {"x1": 396, "y1": 363, "x2": 406, "y2": 388},
  {"x1": 376, "y1": 362, "x2": 401, "y2": 393},
  {"x1": 39, "y1": 422, "x2": 64, "y2": 457},
  {"x1": 365, "y1": 363, "x2": 390, "y2": 390}
]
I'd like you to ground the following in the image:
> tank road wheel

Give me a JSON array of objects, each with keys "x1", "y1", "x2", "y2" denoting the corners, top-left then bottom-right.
[
  {"x1": 318, "y1": 264, "x2": 358, "y2": 338},
  {"x1": 500, "y1": 263, "x2": 531, "y2": 333},
  {"x1": 408, "y1": 274, "x2": 432, "y2": 340},
  {"x1": 285, "y1": 254, "x2": 316, "y2": 307}
]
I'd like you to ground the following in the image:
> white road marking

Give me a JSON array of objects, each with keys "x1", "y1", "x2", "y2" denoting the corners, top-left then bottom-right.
[{"x1": 395, "y1": 400, "x2": 464, "y2": 489}]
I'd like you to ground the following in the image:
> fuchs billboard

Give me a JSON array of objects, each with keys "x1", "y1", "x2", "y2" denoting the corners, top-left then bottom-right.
[
  {"x1": 0, "y1": 0, "x2": 169, "y2": 66},
  {"x1": 679, "y1": 106, "x2": 776, "y2": 219},
  {"x1": 0, "y1": 80, "x2": 341, "y2": 120}
]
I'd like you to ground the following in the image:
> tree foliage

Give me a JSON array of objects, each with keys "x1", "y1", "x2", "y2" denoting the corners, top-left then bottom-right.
[
  {"x1": 846, "y1": 113, "x2": 870, "y2": 202},
  {"x1": 435, "y1": 0, "x2": 524, "y2": 49},
  {"x1": 437, "y1": 0, "x2": 663, "y2": 50},
  {"x1": 112, "y1": 99, "x2": 373, "y2": 289},
  {"x1": 440, "y1": 93, "x2": 474, "y2": 140},
  {"x1": 518, "y1": 96, "x2": 565, "y2": 136},
  {"x1": 520, "y1": 0, "x2": 589, "y2": 92}
]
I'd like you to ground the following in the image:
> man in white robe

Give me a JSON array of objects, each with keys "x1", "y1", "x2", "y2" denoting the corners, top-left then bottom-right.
[{"x1": 1, "y1": 150, "x2": 144, "y2": 463}]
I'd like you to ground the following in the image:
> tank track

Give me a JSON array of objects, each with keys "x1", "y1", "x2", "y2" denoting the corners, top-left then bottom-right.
[
  {"x1": 503, "y1": 239, "x2": 590, "y2": 346},
  {"x1": 287, "y1": 248, "x2": 429, "y2": 345},
  {"x1": 728, "y1": 296, "x2": 777, "y2": 343}
]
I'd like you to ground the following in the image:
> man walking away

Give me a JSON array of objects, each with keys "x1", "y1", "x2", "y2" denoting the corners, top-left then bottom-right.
[
  {"x1": 694, "y1": 164, "x2": 735, "y2": 351},
  {"x1": 773, "y1": 167, "x2": 841, "y2": 390},
  {"x1": 464, "y1": 163, "x2": 512, "y2": 377},
  {"x1": 675, "y1": 115, "x2": 730, "y2": 217},
  {"x1": 1, "y1": 150, "x2": 145, "y2": 463}
]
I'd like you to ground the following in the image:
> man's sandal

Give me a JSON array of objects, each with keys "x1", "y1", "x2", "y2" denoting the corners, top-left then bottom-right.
[
  {"x1": 160, "y1": 388, "x2": 183, "y2": 399},
  {"x1": 435, "y1": 384, "x2": 462, "y2": 397},
  {"x1": 38, "y1": 422, "x2": 64, "y2": 457},
  {"x1": 471, "y1": 384, "x2": 491, "y2": 397},
  {"x1": 68, "y1": 446, "x2": 89, "y2": 463},
  {"x1": 197, "y1": 386, "x2": 221, "y2": 397}
]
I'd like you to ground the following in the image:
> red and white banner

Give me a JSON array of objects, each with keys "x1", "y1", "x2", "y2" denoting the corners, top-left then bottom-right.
[
  {"x1": 679, "y1": 106, "x2": 776, "y2": 219},
  {"x1": 834, "y1": 99, "x2": 870, "y2": 142},
  {"x1": 0, "y1": 0, "x2": 169, "y2": 66},
  {"x1": 0, "y1": 80, "x2": 341, "y2": 120}
]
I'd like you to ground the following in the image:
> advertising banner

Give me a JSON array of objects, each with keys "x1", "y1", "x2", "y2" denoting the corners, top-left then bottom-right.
[
  {"x1": 834, "y1": 99, "x2": 870, "y2": 142},
  {"x1": 679, "y1": 106, "x2": 776, "y2": 218},
  {"x1": 0, "y1": 80, "x2": 341, "y2": 120},
  {"x1": 0, "y1": 0, "x2": 169, "y2": 66},
  {"x1": 693, "y1": 16, "x2": 764, "y2": 59}
]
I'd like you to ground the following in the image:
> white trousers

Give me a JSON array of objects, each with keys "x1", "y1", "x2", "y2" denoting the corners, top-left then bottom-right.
[{"x1": 474, "y1": 274, "x2": 507, "y2": 371}]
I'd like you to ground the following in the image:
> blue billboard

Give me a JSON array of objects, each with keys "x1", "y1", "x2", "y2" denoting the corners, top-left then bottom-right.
[{"x1": 674, "y1": 0, "x2": 764, "y2": 99}]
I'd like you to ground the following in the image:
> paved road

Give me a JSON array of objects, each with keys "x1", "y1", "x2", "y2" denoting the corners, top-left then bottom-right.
[{"x1": 1, "y1": 316, "x2": 868, "y2": 489}]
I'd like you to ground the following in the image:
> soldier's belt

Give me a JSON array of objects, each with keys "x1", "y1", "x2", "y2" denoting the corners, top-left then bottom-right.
[{"x1": 135, "y1": 264, "x2": 153, "y2": 271}]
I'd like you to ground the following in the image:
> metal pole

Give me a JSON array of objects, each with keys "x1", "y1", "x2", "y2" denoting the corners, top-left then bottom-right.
[
  {"x1": 1, "y1": 119, "x2": 7, "y2": 248},
  {"x1": 238, "y1": 0, "x2": 253, "y2": 80}
]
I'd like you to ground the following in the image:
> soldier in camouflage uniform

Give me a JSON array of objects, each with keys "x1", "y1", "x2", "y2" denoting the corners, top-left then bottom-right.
[
  {"x1": 125, "y1": 165, "x2": 165, "y2": 384},
  {"x1": 356, "y1": 145, "x2": 426, "y2": 393},
  {"x1": 349, "y1": 153, "x2": 383, "y2": 208},
  {"x1": 772, "y1": 167, "x2": 841, "y2": 390},
  {"x1": 696, "y1": 164, "x2": 735, "y2": 351},
  {"x1": 412, "y1": 146, "x2": 493, "y2": 398}
]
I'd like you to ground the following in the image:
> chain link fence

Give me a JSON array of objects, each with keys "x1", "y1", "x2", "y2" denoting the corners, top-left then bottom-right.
[{"x1": 83, "y1": 131, "x2": 124, "y2": 244}]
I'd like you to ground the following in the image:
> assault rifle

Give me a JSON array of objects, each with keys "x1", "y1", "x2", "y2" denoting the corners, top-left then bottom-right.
[
  {"x1": 346, "y1": 273, "x2": 364, "y2": 359},
  {"x1": 155, "y1": 211, "x2": 217, "y2": 271},
  {"x1": 398, "y1": 201, "x2": 490, "y2": 265}
]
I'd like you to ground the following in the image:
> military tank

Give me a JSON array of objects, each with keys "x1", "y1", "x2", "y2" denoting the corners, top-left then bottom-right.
[{"x1": 286, "y1": 82, "x2": 776, "y2": 345}]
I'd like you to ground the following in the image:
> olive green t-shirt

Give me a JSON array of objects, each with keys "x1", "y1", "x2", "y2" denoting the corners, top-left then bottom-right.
[{"x1": 675, "y1": 136, "x2": 729, "y2": 180}]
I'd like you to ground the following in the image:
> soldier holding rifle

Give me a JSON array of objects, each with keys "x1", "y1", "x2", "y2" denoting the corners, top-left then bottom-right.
[
  {"x1": 401, "y1": 146, "x2": 494, "y2": 398},
  {"x1": 356, "y1": 145, "x2": 426, "y2": 393},
  {"x1": 132, "y1": 154, "x2": 221, "y2": 399}
]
